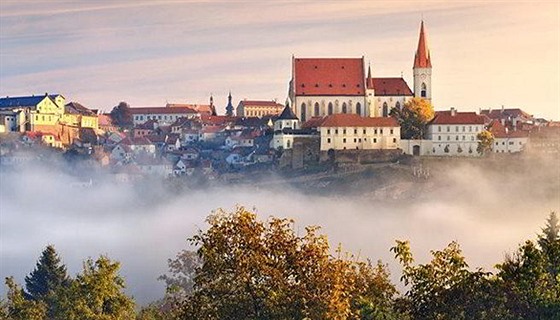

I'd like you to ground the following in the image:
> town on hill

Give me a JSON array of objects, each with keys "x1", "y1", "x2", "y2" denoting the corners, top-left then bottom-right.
[{"x1": 1, "y1": 22, "x2": 558, "y2": 181}]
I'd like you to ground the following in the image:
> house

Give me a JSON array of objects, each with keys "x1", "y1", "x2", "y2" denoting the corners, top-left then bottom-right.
[
  {"x1": 236, "y1": 100, "x2": 285, "y2": 117},
  {"x1": 164, "y1": 133, "x2": 182, "y2": 152},
  {"x1": 134, "y1": 156, "x2": 173, "y2": 177},
  {"x1": 527, "y1": 125, "x2": 560, "y2": 155},
  {"x1": 488, "y1": 120, "x2": 528, "y2": 153},
  {"x1": 110, "y1": 144, "x2": 133, "y2": 161},
  {"x1": 0, "y1": 93, "x2": 65, "y2": 133},
  {"x1": 480, "y1": 107, "x2": 533, "y2": 130},
  {"x1": 199, "y1": 126, "x2": 225, "y2": 142},
  {"x1": 134, "y1": 119, "x2": 158, "y2": 138},
  {"x1": 426, "y1": 108, "x2": 485, "y2": 156},
  {"x1": 225, "y1": 134, "x2": 254, "y2": 149},
  {"x1": 271, "y1": 106, "x2": 318, "y2": 150},
  {"x1": 120, "y1": 136, "x2": 156, "y2": 155},
  {"x1": 318, "y1": 114, "x2": 401, "y2": 151},
  {"x1": 63, "y1": 102, "x2": 99, "y2": 130},
  {"x1": 112, "y1": 164, "x2": 143, "y2": 183},
  {"x1": 181, "y1": 129, "x2": 200, "y2": 145},
  {"x1": 174, "y1": 159, "x2": 196, "y2": 176},
  {"x1": 98, "y1": 114, "x2": 118, "y2": 133}
]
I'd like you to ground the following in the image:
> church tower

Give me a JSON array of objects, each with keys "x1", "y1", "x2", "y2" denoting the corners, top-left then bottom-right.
[
  {"x1": 413, "y1": 21, "x2": 432, "y2": 102},
  {"x1": 225, "y1": 91, "x2": 234, "y2": 117}
]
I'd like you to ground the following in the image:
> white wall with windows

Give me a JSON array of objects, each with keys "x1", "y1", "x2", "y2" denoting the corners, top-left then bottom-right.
[
  {"x1": 293, "y1": 96, "x2": 368, "y2": 121},
  {"x1": 319, "y1": 126, "x2": 400, "y2": 151}
]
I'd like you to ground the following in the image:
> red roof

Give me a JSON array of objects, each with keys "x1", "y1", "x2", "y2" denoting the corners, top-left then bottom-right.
[
  {"x1": 302, "y1": 117, "x2": 326, "y2": 128},
  {"x1": 414, "y1": 21, "x2": 432, "y2": 68},
  {"x1": 489, "y1": 120, "x2": 529, "y2": 138},
  {"x1": 167, "y1": 103, "x2": 212, "y2": 115},
  {"x1": 319, "y1": 114, "x2": 399, "y2": 127},
  {"x1": 130, "y1": 107, "x2": 197, "y2": 115},
  {"x1": 431, "y1": 111, "x2": 485, "y2": 125},
  {"x1": 480, "y1": 108, "x2": 532, "y2": 120},
  {"x1": 294, "y1": 58, "x2": 365, "y2": 96},
  {"x1": 200, "y1": 114, "x2": 236, "y2": 126},
  {"x1": 121, "y1": 136, "x2": 153, "y2": 146},
  {"x1": 367, "y1": 78, "x2": 413, "y2": 96}
]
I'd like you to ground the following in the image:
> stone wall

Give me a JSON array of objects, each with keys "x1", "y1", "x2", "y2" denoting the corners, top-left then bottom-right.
[{"x1": 320, "y1": 149, "x2": 402, "y2": 164}]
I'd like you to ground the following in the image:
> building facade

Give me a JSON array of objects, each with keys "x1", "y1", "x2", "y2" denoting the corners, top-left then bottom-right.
[
  {"x1": 236, "y1": 100, "x2": 285, "y2": 118},
  {"x1": 426, "y1": 109, "x2": 485, "y2": 156}
]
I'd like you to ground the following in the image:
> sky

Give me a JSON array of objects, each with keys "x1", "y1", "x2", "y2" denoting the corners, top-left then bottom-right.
[{"x1": 0, "y1": 1, "x2": 559, "y2": 119}]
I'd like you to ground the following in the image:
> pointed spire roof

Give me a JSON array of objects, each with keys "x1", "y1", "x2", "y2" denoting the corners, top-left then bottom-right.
[
  {"x1": 278, "y1": 105, "x2": 298, "y2": 120},
  {"x1": 414, "y1": 21, "x2": 432, "y2": 68},
  {"x1": 367, "y1": 63, "x2": 372, "y2": 80}
]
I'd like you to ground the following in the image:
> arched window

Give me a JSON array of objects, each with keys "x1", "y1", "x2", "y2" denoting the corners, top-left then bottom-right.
[
  {"x1": 421, "y1": 83, "x2": 427, "y2": 98},
  {"x1": 342, "y1": 102, "x2": 347, "y2": 114},
  {"x1": 395, "y1": 101, "x2": 401, "y2": 110},
  {"x1": 300, "y1": 103, "x2": 306, "y2": 122},
  {"x1": 356, "y1": 102, "x2": 362, "y2": 115},
  {"x1": 314, "y1": 102, "x2": 320, "y2": 116},
  {"x1": 382, "y1": 102, "x2": 389, "y2": 117},
  {"x1": 328, "y1": 102, "x2": 333, "y2": 115}
]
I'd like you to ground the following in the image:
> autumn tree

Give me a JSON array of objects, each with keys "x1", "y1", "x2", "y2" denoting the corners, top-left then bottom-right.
[
  {"x1": 56, "y1": 256, "x2": 136, "y2": 320},
  {"x1": 390, "y1": 97, "x2": 434, "y2": 139},
  {"x1": 175, "y1": 207, "x2": 402, "y2": 319},
  {"x1": 476, "y1": 129, "x2": 494, "y2": 155},
  {"x1": 110, "y1": 101, "x2": 133, "y2": 128},
  {"x1": 3, "y1": 277, "x2": 47, "y2": 320}
]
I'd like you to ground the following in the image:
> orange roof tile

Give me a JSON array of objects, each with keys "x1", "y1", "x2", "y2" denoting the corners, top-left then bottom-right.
[
  {"x1": 319, "y1": 114, "x2": 399, "y2": 127},
  {"x1": 294, "y1": 58, "x2": 365, "y2": 96},
  {"x1": 431, "y1": 111, "x2": 485, "y2": 125},
  {"x1": 414, "y1": 21, "x2": 432, "y2": 68},
  {"x1": 130, "y1": 107, "x2": 197, "y2": 115},
  {"x1": 239, "y1": 100, "x2": 284, "y2": 107}
]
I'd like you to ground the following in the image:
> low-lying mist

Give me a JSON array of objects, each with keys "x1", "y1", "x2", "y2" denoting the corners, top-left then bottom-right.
[{"x1": 1, "y1": 155, "x2": 559, "y2": 304}]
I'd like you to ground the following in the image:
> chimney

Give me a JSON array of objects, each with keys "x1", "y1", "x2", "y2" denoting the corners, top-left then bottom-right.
[
  {"x1": 501, "y1": 105, "x2": 504, "y2": 113},
  {"x1": 450, "y1": 107, "x2": 456, "y2": 116}
]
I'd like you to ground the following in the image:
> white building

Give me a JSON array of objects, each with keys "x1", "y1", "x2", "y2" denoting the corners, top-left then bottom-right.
[
  {"x1": 488, "y1": 120, "x2": 529, "y2": 153},
  {"x1": 426, "y1": 108, "x2": 485, "y2": 156},
  {"x1": 287, "y1": 21, "x2": 433, "y2": 120},
  {"x1": 131, "y1": 106, "x2": 199, "y2": 126},
  {"x1": 318, "y1": 114, "x2": 400, "y2": 151}
]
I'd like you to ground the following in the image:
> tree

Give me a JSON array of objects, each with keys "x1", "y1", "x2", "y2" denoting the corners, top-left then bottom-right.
[
  {"x1": 24, "y1": 245, "x2": 70, "y2": 318},
  {"x1": 57, "y1": 256, "x2": 135, "y2": 320},
  {"x1": 3, "y1": 277, "x2": 47, "y2": 320},
  {"x1": 176, "y1": 207, "x2": 402, "y2": 319},
  {"x1": 391, "y1": 240, "x2": 508, "y2": 319},
  {"x1": 109, "y1": 101, "x2": 133, "y2": 128},
  {"x1": 390, "y1": 97, "x2": 434, "y2": 139},
  {"x1": 476, "y1": 130, "x2": 494, "y2": 155},
  {"x1": 158, "y1": 249, "x2": 201, "y2": 299}
]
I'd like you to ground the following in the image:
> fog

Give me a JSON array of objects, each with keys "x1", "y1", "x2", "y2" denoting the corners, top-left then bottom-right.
[{"x1": 1, "y1": 156, "x2": 559, "y2": 304}]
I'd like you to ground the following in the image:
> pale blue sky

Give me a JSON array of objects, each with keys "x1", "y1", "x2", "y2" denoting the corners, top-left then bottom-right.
[{"x1": 0, "y1": 1, "x2": 558, "y2": 119}]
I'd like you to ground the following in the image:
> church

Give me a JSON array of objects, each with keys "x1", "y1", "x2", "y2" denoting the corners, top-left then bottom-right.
[{"x1": 287, "y1": 21, "x2": 432, "y2": 121}]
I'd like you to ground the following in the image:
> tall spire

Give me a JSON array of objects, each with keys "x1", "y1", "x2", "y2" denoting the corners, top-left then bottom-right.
[
  {"x1": 225, "y1": 91, "x2": 234, "y2": 117},
  {"x1": 414, "y1": 21, "x2": 432, "y2": 68},
  {"x1": 367, "y1": 62, "x2": 372, "y2": 80}
]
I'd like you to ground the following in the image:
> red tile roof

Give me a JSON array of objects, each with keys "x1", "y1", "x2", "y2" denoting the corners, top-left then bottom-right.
[
  {"x1": 294, "y1": 58, "x2": 365, "y2": 96},
  {"x1": 489, "y1": 120, "x2": 528, "y2": 138},
  {"x1": 414, "y1": 21, "x2": 432, "y2": 68},
  {"x1": 480, "y1": 108, "x2": 532, "y2": 120},
  {"x1": 431, "y1": 111, "x2": 485, "y2": 125},
  {"x1": 200, "y1": 114, "x2": 236, "y2": 126},
  {"x1": 130, "y1": 107, "x2": 197, "y2": 115},
  {"x1": 301, "y1": 117, "x2": 326, "y2": 128},
  {"x1": 367, "y1": 78, "x2": 413, "y2": 96},
  {"x1": 319, "y1": 114, "x2": 399, "y2": 127},
  {"x1": 167, "y1": 103, "x2": 212, "y2": 115},
  {"x1": 121, "y1": 136, "x2": 153, "y2": 146}
]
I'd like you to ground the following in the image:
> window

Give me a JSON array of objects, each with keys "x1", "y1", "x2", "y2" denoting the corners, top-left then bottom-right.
[
  {"x1": 380, "y1": 129, "x2": 383, "y2": 134},
  {"x1": 447, "y1": 136, "x2": 450, "y2": 141},
  {"x1": 421, "y1": 83, "x2": 427, "y2": 97},
  {"x1": 456, "y1": 126, "x2": 459, "y2": 132},
  {"x1": 462, "y1": 126, "x2": 465, "y2": 132},
  {"x1": 363, "y1": 129, "x2": 366, "y2": 134},
  {"x1": 438, "y1": 136, "x2": 441, "y2": 141},
  {"x1": 328, "y1": 102, "x2": 333, "y2": 115},
  {"x1": 382, "y1": 102, "x2": 388, "y2": 117},
  {"x1": 396, "y1": 101, "x2": 401, "y2": 110},
  {"x1": 327, "y1": 129, "x2": 330, "y2": 134},
  {"x1": 462, "y1": 136, "x2": 465, "y2": 140},
  {"x1": 342, "y1": 102, "x2": 348, "y2": 114},
  {"x1": 456, "y1": 136, "x2": 459, "y2": 140},
  {"x1": 393, "y1": 138, "x2": 397, "y2": 143},
  {"x1": 447, "y1": 126, "x2": 450, "y2": 132},
  {"x1": 354, "y1": 129, "x2": 357, "y2": 134},
  {"x1": 373, "y1": 138, "x2": 377, "y2": 143},
  {"x1": 438, "y1": 126, "x2": 441, "y2": 132},
  {"x1": 327, "y1": 138, "x2": 331, "y2": 143},
  {"x1": 343, "y1": 138, "x2": 346, "y2": 143},
  {"x1": 301, "y1": 103, "x2": 306, "y2": 122},
  {"x1": 335, "y1": 129, "x2": 338, "y2": 134},
  {"x1": 343, "y1": 129, "x2": 346, "y2": 134},
  {"x1": 314, "y1": 102, "x2": 320, "y2": 116},
  {"x1": 509, "y1": 141, "x2": 514, "y2": 145},
  {"x1": 390, "y1": 129, "x2": 394, "y2": 134},
  {"x1": 356, "y1": 102, "x2": 362, "y2": 115},
  {"x1": 353, "y1": 138, "x2": 356, "y2": 142},
  {"x1": 469, "y1": 126, "x2": 472, "y2": 132},
  {"x1": 374, "y1": 129, "x2": 378, "y2": 134}
]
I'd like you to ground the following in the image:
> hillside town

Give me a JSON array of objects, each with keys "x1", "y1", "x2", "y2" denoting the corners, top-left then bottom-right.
[{"x1": 1, "y1": 22, "x2": 558, "y2": 182}]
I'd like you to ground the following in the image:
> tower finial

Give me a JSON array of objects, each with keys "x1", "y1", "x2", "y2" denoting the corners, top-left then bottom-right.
[
  {"x1": 413, "y1": 20, "x2": 432, "y2": 68},
  {"x1": 367, "y1": 62, "x2": 372, "y2": 80}
]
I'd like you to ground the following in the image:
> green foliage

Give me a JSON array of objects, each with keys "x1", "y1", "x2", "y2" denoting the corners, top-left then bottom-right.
[
  {"x1": 477, "y1": 130, "x2": 494, "y2": 155},
  {"x1": 3, "y1": 277, "x2": 47, "y2": 320},
  {"x1": 390, "y1": 97, "x2": 434, "y2": 139},
  {"x1": 110, "y1": 101, "x2": 133, "y2": 128},
  {"x1": 23, "y1": 245, "x2": 70, "y2": 318},
  {"x1": 158, "y1": 249, "x2": 201, "y2": 299},
  {"x1": 176, "y1": 207, "x2": 402, "y2": 319}
]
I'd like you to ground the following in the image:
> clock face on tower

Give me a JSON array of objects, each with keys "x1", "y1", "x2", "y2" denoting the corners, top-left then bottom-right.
[{"x1": 421, "y1": 73, "x2": 426, "y2": 80}]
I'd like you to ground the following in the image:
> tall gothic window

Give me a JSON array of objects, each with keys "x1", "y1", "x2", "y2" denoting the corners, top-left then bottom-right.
[
  {"x1": 421, "y1": 83, "x2": 427, "y2": 98},
  {"x1": 328, "y1": 102, "x2": 333, "y2": 115},
  {"x1": 301, "y1": 103, "x2": 306, "y2": 122},
  {"x1": 356, "y1": 102, "x2": 362, "y2": 115},
  {"x1": 382, "y1": 102, "x2": 389, "y2": 117},
  {"x1": 314, "y1": 102, "x2": 320, "y2": 116},
  {"x1": 395, "y1": 101, "x2": 401, "y2": 110},
  {"x1": 342, "y1": 102, "x2": 347, "y2": 114}
]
